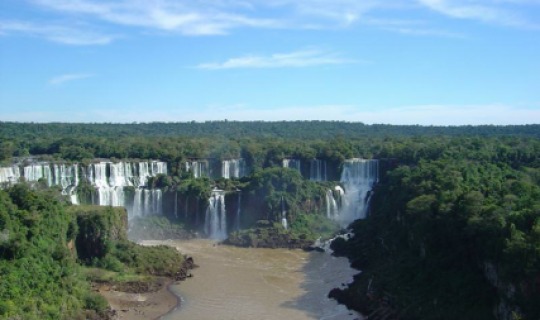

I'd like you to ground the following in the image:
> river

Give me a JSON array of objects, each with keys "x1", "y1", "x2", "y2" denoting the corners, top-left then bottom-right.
[{"x1": 150, "y1": 239, "x2": 362, "y2": 320}]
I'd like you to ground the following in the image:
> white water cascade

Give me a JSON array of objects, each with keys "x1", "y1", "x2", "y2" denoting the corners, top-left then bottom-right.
[
  {"x1": 283, "y1": 158, "x2": 301, "y2": 173},
  {"x1": 326, "y1": 190, "x2": 339, "y2": 219},
  {"x1": 130, "y1": 189, "x2": 163, "y2": 219},
  {"x1": 0, "y1": 166, "x2": 21, "y2": 185},
  {"x1": 54, "y1": 164, "x2": 79, "y2": 204},
  {"x1": 222, "y1": 159, "x2": 246, "y2": 179},
  {"x1": 85, "y1": 161, "x2": 167, "y2": 219},
  {"x1": 23, "y1": 164, "x2": 53, "y2": 185},
  {"x1": 310, "y1": 159, "x2": 327, "y2": 181},
  {"x1": 281, "y1": 196, "x2": 288, "y2": 230},
  {"x1": 1, "y1": 160, "x2": 167, "y2": 220},
  {"x1": 235, "y1": 192, "x2": 242, "y2": 231},
  {"x1": 185, "y1": 160, "x2": 209, "y2": 178},
  {"x1": 337, "y1": 159, "x2": 379, "y2": 226},
  {"x1": 205, "y1": 190, "x2": 227, "y2": 240}
]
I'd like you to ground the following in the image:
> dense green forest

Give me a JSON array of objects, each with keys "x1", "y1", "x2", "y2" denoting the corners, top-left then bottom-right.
[
  {"x1": 1, "y1": 121, "x2": 539, "y2": 319},
  {"x1": 1, "y1": 121, "x2": 539, "y2": 140},
  {"x1": 0, "y1": 185, "x2": 186, "y2": 319},
  {"x1": 330, "y1": 134, "x2": 540, "y2": 320}
]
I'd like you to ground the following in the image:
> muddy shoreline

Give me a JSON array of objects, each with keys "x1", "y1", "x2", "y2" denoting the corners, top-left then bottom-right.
[
  {"x1": 97, "y1": 245, "x2": 196, "y2": 320},
  {"x1": 98, "y1": 277, "x2": 179, "y2": 320}
]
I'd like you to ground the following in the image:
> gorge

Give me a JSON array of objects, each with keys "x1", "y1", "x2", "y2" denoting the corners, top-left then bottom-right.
[{"x1": 1, "y1": 122, "x2": 539, "y2": 320}]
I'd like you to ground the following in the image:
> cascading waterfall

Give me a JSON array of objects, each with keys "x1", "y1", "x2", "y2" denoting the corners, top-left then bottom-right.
[
  {"x1": 109, "y1": 162, "x2": 134, "y2": 187},
  {"x1": 88, "y1": 162, "x2": 124, "y2": 207},
  {"x1": 205, "y1": 190, "x2": 227, "y2": 240},
  {"x1": 281, "y1": 196, "x2": 288, "y2": 230},
  {"x1": 326, "y1": 190, "x2": 339, "y2": 219},
  {"x1": 85, "y1": 161, "x2": 166, "y2": 219},
  {"x1": 138, "y1": 161, "x2": 167, "y2": 186},
  {"x1": 235, "y1": 191, "x2": 242, "y2": 231},
  {"x1": 337, "y1": 158, "x2": 378, "y2": 225},
  {"x1": 326, "y1": 186, "x2": 344, "y2": 219},
  {"x1": 283, "y1": 158, "x2": 301, "y2": 173},
  {"x1": 185, "y1": 160, "x2": 208, "y2": 178},
  {"x1": 0, "y1": 166, "x2": 21, "y2": 185},
  {"x1": 1, "y1": 160, "x2": 167, "y2": 220},
  {"x1": 23, "y1": 164, "x2": 53, "y2": 185},
  {"x1": 131, "y1": 189, "x2": 163, "y2": 218},
  {"x1": 310, "y1": 159, "x2": 327, "y2": 181},
  {"x1": 53, "y1": 164, "x2": 79, "y2": 204},
  {"x1": 222, "y1": 159, "x2": 246, "y2": 179}
]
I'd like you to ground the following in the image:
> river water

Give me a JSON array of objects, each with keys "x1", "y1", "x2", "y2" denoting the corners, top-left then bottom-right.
[{"x1": 152, "y1": 239, "x2": 362, "y2": 320}]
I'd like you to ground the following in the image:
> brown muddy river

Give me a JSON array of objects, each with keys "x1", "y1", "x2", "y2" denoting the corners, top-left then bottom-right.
[{"x1": 150, "y1": 239, "x2": 362, "y2": 320}]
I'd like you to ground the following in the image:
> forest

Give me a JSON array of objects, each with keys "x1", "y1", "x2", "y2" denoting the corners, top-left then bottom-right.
[
  {"x1": 0, "y1": 184, "x2": 189, "y2": 319},
  {"x1": 0, "y1": 121, "x2": 539, "y2": 319}
]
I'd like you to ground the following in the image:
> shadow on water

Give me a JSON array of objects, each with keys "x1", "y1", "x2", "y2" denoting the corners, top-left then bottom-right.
[{"x1": 280, "y1": 251, "x2": 364, "y2": 320}]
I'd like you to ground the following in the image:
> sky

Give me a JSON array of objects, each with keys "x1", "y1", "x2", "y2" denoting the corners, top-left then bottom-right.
[{"x1": 0, "y1": 0, "x2": 539, "y2": 125}]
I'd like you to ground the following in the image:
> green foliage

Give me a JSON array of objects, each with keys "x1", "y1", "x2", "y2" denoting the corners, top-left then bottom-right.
[
  {"x1": 289, "y1": 212, "x2": 339, "y2": 240},
  {"x1": 244, "y1": 167, "x2": 329, "y2": 224},
  {"x1": 68, "y1": 206, "x2": 127, "y2": 262},
  {"x1": 0, "y1": 186, "x2": 94, "y2": 319},
  {"x1": 332, "y1": 137, "x2": 540, "y2": 320},
  {"x1": 0, "y1": 187, "x2": 186, "y2": 319},
  {"x1": 109, "y1": 241, "x2": 184, "y2": 277}
]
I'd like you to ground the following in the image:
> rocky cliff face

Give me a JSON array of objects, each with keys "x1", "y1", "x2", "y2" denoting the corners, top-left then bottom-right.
[{"x1": 69, "y1": 205, "x2": 127, "y2": 262}]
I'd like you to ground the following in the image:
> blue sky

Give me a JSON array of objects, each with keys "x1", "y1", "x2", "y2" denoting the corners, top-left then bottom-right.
[{"x1": 0, "y1": 0, "x2": 539, "y2": 125}]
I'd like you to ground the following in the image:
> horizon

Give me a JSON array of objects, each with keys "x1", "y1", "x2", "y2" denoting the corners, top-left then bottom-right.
[
  {"x1": 1, "y1": 0, "x2": 539, "y2": 125},
  {"x1": 3, "y1": 120, "x2": 540, "y2": 128}
]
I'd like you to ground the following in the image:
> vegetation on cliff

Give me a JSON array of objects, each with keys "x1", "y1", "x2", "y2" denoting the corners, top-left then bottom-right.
[
  {"x1": 0, "y1": 185, "x2": 187, "y2": 319},
  {"x1": 331, "y1": 137, "x2": 540, "y2": 320}
]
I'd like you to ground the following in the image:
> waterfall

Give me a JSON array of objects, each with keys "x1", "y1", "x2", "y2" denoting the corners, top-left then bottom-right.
[
  {"x1": 132, "y1": 189, "x2": 144, "y2": 219},
  {"x1": 222, "y1": 159, "x2": 246, "y2": 179},
  {"x1": 129, "y1": 188, "x2": 164, "y2": 219},
  {"x1": 326, "y1": 190, "x2": 339, "y2": 219},
  {"x1": 98, "y1": 187, "x2": 125, "y2": 207},
  {"x1": 310, "y1": 159, "x2": 327, "y2": 181},
  {"x1": 235, "y1": 192, "x2": 242, "y2": 231},
  {"x1": 53, "y1": 164, "x2": 79, "y2": 203},
  {"x1": 280, "y1": 196, "x2": 288, "y2": 230},
  {"x1": 205, "y1": 190, "x2": 227, "y2": 240},
  {"x1": 85, "y1": 161, "x2": 166, "y2": 220},
  {"x1": 337, "y1": 159, "x2": 378, "y2": 226},
  {"x1": 185, "y1": 160, "x2": 208, "y2": 178},
  {"x1": 138, "y1": 161, "x2": 167, "y2": 187},
  {"x1": 23, "y1": 164, "x2": 50, "y2": 184},
  {"x1": 109, "y1": 162, "x2": 133, "y2": 187},
  {"x1": 0, "y1": 166, "x2": 21, "y2": 185},
  {"x1": 283, "y1": 158, "x2": 301, "y2": 173}
]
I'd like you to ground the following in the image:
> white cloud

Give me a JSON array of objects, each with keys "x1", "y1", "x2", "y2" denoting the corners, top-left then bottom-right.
[
  {"x1": 30, "y1": 0, "x2": 281, "y2": 36},
  {"x1": 49, "y1": 73, "x2": 94, "y2": 85},
  {"x1": 20, "y1": 0, "x2": 476, "y2": 41},
  {"x1": 196, "y1": 49, "x2": 357, "y2": 69},
  {"x1": 0, "y1": 20, "x2": 115, "y2": 45},
  {"x1": 1, "y1": 0, "x2": 536, "y2": 45},
  {"x1": 417, "y1": 0, "x2": 540, "y2": 29}
]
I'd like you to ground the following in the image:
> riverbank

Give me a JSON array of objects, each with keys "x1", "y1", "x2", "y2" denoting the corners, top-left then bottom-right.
[
  {"x1": 96, "y1": 277, "x2": 178, "y2": 320},
  {"x1": 94, "y1": 241, "x2": 197, "y2": 320}
]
